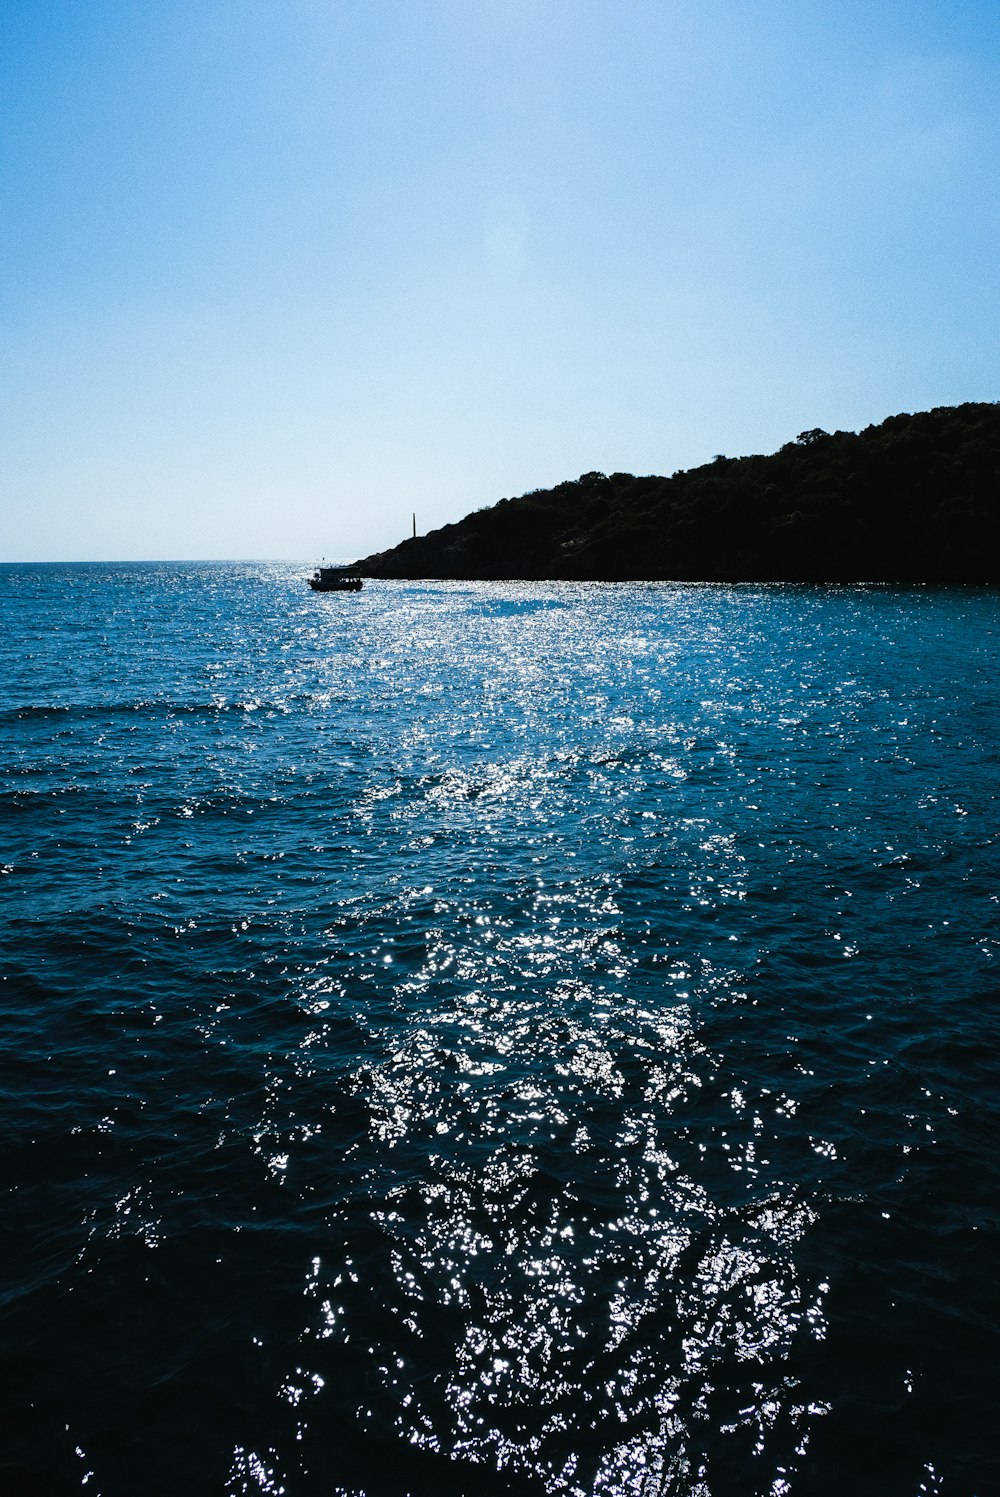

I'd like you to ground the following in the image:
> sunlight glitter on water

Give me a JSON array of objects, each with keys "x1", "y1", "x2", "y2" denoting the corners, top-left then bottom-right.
[{"x1": 2, "y1": 569, "x2": 998, "y2": 1496}]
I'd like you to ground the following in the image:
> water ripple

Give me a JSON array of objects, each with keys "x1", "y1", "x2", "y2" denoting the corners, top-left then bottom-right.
[{"x1": 1, "y1": 567, "x2": 998, "y2": 1495}]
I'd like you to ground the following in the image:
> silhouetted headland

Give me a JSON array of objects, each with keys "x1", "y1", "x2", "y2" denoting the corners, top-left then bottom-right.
[{"x1": 354, "y1": 402, "x2": 1000, "y2": 582}]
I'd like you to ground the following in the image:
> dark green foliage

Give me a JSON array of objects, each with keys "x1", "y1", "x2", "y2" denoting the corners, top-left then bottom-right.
[{"x1": 355, "y1": 403, "x2": 1000, "y2": 581}]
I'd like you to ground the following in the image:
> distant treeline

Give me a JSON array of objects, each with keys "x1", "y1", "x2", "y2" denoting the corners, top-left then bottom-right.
[{"x1": 354, "y1": 402, "x2": 1000, "y2": 582}]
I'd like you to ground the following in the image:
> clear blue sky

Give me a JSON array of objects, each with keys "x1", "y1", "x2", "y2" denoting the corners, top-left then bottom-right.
[{"x1": 2, "y1": 0, "x2": 998, "y2": 561}]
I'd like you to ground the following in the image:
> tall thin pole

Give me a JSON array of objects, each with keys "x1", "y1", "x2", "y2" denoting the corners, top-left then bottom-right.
[{"x1": 412, "y1": 512, "x2": 417, "y2": 539}]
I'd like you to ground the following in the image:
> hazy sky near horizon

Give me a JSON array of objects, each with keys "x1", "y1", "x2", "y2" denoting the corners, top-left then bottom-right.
[{"x1": 2, "y1": 0, "x2": 998, "y2": 561}]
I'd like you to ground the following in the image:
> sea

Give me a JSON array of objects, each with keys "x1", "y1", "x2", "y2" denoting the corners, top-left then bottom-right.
[{"x1": 1, "y1": 563, "x2": 997, "y2": 1497}]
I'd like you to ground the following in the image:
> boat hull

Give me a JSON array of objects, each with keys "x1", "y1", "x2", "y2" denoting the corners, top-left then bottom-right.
[{"x1": 309, "y1": 573, "x2": 364, "y2": 592}]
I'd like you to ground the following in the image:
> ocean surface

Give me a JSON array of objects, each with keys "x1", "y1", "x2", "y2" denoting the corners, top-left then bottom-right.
[{"x1": 1, "y1": 563, "x2": 998, "y2": 1497}]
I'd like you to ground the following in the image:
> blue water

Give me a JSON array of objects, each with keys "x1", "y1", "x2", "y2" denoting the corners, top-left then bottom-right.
[{"x1": 1, "y1": 564, "x2": 997, "y2": 1497}]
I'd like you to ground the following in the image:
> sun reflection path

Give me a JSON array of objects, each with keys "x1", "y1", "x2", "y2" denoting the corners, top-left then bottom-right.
[{"x1": 225, "y1": 583, "x2": 883, "y2": 1495}]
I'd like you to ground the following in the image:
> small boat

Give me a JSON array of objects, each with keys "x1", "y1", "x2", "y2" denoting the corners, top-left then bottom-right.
[{"x1": 308, "y1": 566, "x2": 364, "y2": 592}]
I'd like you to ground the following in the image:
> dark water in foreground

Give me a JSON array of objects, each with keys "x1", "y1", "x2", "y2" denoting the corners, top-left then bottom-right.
[{"x1": 1, "y1": 564, "x2": 997, "y2": 1497}]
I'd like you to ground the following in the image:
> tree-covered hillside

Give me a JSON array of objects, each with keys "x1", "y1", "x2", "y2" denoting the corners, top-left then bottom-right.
[{"x1": 354, "y1": 403, "x2": 1000, "y2": 582}]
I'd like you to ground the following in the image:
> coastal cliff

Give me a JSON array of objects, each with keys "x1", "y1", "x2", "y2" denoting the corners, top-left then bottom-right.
[{"x1": 354, "y1": 402, "x2": 1000, "y2": 582}]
